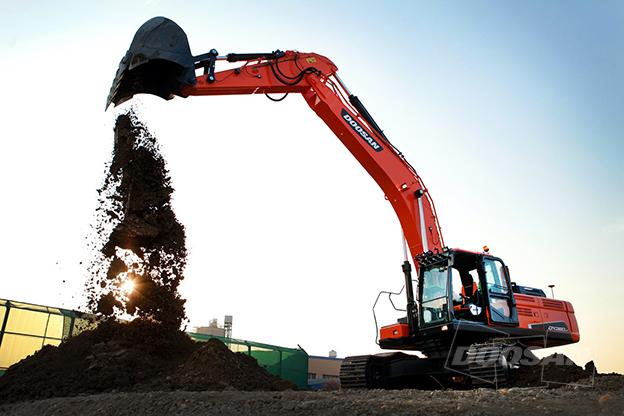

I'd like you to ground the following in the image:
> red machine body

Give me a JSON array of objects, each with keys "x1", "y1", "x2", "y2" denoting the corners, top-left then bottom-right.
[
  {"x1": 515, "y1": 294, "x2": 580, "y2": 343},
  {"x1": 381, "y1": 293, "x2": 580, "y2": 346}
]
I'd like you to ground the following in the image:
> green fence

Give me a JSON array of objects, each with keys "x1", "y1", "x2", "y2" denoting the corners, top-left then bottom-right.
[
  {"x1": 0, "y1": 299, "x2": 96, "y2": 373},
  {"x1": 0, "y1": 298, "x2": 308, "y2": 389},
  {"x1": 188, "y1": 332, "x2": 308, "y2": 389}
]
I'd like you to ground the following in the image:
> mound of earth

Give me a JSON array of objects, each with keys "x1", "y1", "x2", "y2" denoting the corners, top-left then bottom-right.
[
  {"x1": 0, "y1": 319, "x2": 294, "y2": 404},
  {"x1": 511, "y1": 353, "x2": 595, "y2": 387},
  {"x1": 171, "y1": 340, "x2": 293, "y2": 391}
]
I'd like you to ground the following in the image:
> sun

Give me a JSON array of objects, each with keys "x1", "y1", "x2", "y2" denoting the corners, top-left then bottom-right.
[{"x1": 120, "y1": 279, "x2": 135, "y2": 295}]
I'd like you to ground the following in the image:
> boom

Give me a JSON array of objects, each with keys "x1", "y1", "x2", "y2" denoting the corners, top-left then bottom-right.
[
  {"x1": 110, "y1": 47, "x2": 445, "y2": 264},
  {"x1": 187, "y1": 51, "x2": 445, "y2": 261}
]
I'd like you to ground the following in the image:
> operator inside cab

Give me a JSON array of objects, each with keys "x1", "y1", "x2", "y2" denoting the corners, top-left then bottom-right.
[{"x1": 451, "y1": 268, "x2": 482, "y2": 319}]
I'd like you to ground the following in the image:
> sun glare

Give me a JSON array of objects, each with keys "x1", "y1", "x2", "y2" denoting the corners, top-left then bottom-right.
[{"x1": 120, "y1": 279, "x2": 135, "y2": 295}]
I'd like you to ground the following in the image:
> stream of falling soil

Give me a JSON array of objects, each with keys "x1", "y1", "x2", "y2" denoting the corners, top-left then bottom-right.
[{"x1": 85, "y1": 109, "x2": 187, "y2": 327}]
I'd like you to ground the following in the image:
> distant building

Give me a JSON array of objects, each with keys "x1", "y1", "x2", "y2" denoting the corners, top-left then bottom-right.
[
  {"x1": 308, "y1": 351, "x2": 343, "y2": 390},
  {"x1": 194, "y1": 318, "x2": 225, "y2": 337}
]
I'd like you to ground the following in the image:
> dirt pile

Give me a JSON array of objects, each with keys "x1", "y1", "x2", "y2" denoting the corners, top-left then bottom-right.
[
  {"x1": 86, "y1": 110, "x2": 187, "y2": 327},
  {"x1": 0, "y1": 319, "x2": 294, "y2": 404},
  {"x1": 512, "y1": 353, "x2": 595, "y2": 387},
  {"x1": 171, "y1": 340, "x2": 293, "y2": 392}
]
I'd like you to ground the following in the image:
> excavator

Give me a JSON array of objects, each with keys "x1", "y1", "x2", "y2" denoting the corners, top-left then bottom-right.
[{"x1": 107, "y1": 17, "x2": 580, "y2": 388}]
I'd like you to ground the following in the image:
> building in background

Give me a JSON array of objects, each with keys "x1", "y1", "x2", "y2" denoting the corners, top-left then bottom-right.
[
  {"x1": 307, "y1": 350, "x2": 343, "y2": 390},
  {"x1": 194, "y1": 315, "x2": 233, "y2": 338},
  {"x1": 194, "y1": 319, "x2": 224, "y2": 337}
]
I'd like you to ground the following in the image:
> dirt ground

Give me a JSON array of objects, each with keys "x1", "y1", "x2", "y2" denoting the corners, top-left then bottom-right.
[{"x1": 0, "y1": 375, "x2": 622, "y2": 416}]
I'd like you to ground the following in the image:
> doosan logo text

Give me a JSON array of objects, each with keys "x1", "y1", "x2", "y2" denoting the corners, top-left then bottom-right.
[{"x1": 341, "y1": 109, "x2": 383, "y2": 152}]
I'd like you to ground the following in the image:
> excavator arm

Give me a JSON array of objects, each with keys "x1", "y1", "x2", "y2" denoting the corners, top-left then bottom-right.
[{"x1": 107, "y1": 18, "x2": 444, "y2": 266}]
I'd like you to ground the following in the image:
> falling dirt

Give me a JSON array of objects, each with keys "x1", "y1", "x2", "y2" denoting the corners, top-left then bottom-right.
[
  {"x1": 86, "y1": 110, "x2": 187, "y2": 327},
  {"x1": 0, "y1": 110, "x2": 295, "y2": 406},
  {"x1": 0, "y1": 320, "x2": 294, "y2": 404}
]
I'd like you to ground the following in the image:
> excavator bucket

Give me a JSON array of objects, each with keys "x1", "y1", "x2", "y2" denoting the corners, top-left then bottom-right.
[{"x1": 106, "y1": 17, "x2": 197, "y2": 109}]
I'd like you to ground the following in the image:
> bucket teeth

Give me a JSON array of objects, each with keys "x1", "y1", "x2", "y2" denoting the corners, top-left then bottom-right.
[{"x1": 106, "y1": 17, "x2": 196, "y2": 109}]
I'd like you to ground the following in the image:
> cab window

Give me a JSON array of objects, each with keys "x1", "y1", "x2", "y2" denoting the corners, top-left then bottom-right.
[
  {"x1": 420, "y1": 266, "x2": 449, "y2": 325},
  {"x1": 483, "y1": 258, "x2": 513, "y2": 322},
  {"x1": 483, "y1": 259, "x2": 509, "y2": 295}
]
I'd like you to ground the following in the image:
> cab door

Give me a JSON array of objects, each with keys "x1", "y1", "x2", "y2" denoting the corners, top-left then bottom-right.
[{"x1": 482, "y1": 257, "x2": 518, "y2": 326}]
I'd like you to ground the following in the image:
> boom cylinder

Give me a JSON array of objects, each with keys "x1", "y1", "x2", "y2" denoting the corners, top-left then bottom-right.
[
  {"x1": 415, "y1": 189, "x2": 429, "y2": 253},
  {"x1": 402, "y1": 260, "x2": 418, "y2": 335}
]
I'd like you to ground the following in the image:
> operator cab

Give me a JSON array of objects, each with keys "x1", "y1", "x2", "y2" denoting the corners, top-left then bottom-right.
[
  {"x1": 418, "y1": 249, "x2": 518, "y2": 328},
  {"x1": 378, "y1": 247, "x2": 579, "y2": 353}
]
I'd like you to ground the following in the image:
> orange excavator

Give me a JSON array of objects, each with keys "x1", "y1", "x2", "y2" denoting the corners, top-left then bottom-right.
[{"x1": 107, "y1": 17, "x2": 580, "y2": 388}]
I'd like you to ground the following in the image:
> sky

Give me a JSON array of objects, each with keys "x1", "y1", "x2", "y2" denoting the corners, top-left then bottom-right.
[{"x1": 0, "y1": 1, "x2": 622, "y2": 373}]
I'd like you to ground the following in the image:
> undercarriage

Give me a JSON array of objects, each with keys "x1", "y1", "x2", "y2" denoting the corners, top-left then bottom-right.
[{"x1": 340, "y1": 340, "x2": 529, "y2": 389}]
